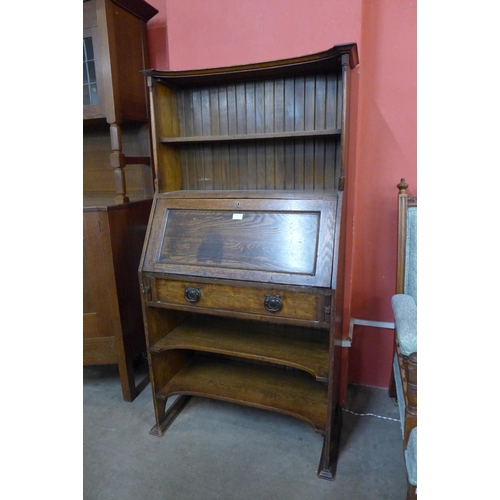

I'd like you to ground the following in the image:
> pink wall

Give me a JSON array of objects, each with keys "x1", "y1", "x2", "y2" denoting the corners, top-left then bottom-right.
[
  {"x1": 348, "y1": 1, "x2": 417, "y2": 386},
  {"x1": 145, "y1": 0, "x2": 169, "y2": 69},
  {"x1": 162, "y1": 0, "x2": 361, "y2": 69},
  {"x1": 146, "y1": 0, "x2": 417, "y2": 388}
]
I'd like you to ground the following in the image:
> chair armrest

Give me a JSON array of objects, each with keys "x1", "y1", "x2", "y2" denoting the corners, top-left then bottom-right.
[{"x1": 391, "y1": 294, "x2": 417, "y2": 356}]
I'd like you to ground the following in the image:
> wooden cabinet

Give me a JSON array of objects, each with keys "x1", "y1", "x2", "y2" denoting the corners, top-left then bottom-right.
[
  {"x1": 83, "y1": 0, "x2": 157, "y2": 401},
  {"x1": 83, "y1": 0, "x2": 158, "y2": 203},
  {"x1": 139, "y1": 44, "x2": 358, "y2": 478},
  {"x1": 83, "y1": 201, "x2": 151, "y2": 401}
]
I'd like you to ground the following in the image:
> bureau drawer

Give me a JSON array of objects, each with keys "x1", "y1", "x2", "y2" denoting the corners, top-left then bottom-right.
[{"x1": 145, "y1": 277, "x2": 331, "y2": 327}]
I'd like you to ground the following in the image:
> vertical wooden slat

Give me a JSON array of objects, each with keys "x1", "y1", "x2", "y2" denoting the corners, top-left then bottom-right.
[
  {"x1": 212, "y1": 144, "x2": 222, "y2": 190},
  {"x1": 315, "y1": 75, "x2": 326, "y2": 131},
  {"x1": 202, "y1": 144, "x2": 213, "y2": 189},
  {"x1": 209, "y1": 87, "x2": 220, "y2": 137},
  {"x1": 274, "y1": 79, "x2": 285, "y2": 133},
  {"x1": 190, "y1": 147, "x2": 201, "y2": 189},
  {"x1": 243, "y1": 82, "x2": 256, "y2": 188},
  {"x1": 220, "y1": 143, "x2": 231, "y2": 189},
  {"x1": 294, "y1": 139, "x2": 305, "y2": 189},
  {"x1": 256, "y1": 144, "x2": 266, "y2": 189},
  {"x1": 304, "y1": 76, "x2": 316, "y2": 131},
  {"x1": 294, "y1": 77, "x2": 305, "y2": 132},
  {"x1": 246, "y1": 82, "x2": 256, "y2": 134},
  {"x1": 219, "y1": 86, "x2": 229, "y2": 136},
  {"x1": 176, "y1": 91, "x2": 186, "y2": 137},
  {"x1": 180, "y1": 148, "x2": 190, "y2": 189},
  {"x1": 265, "y1": 142, "x2": 275, "y2": 189},
  {"x1": 255, "y1": 82, "x2": 265, "y2": 134},
  {"x1": 181, "y1": 90, "x2": 192, "y2": 137},
  {"x1": 186, "y1": 147, "x2": 196, "y2": 189},
  {"x1": 246, "y1": 142, "x2": 256, "y2": 189},
  {"x1": 284, "y1": 139, "x2": 295, "y2": 189},
  {"x1": 238, "y1": 143, "x2": 249, "y2": 189},
  {"x1": 325, "y1": 74, "x2": 336, "y2": 131},
  {"x1": 284, "y1": 78, "x2": 295, "y2": 133},
  {"x1": 282, "y1": 77, "x2": 295, "y2": 188},
  {"x1": 304, "y1": 138, "x2": 314, "y2": 189},
  {"x1": 324, "y1": 138, "x2": 335, "y2": 190},
  {"x1": 200, "y1": 88, "x2": 210, "y2": 136},
  {"x1": 191, "y1": 89, "x2": 202, "y2": 136},
  {"x1": 197, "y1": 87, "x2": 211, "y2": 188},
  {"x1": 236, "y1": 83, "x2": 247, "y2": 134},
  {"x1": 264, "y1": 80, "x2": 275, "y2": 133},
  {"x1": 294, "y1": 74, "x2": 306, "y2": 186},
  {"x1": 227, "y1": 84, "x2": 237, "y2": 135},
  {"x1": 251, "y1": 142, "x2": 261, "y2": 189},
  {"x1": 274, "y1": 139, "x2": 285, "y2": 189},
  {"x1": 314, "y1": 138, "x2": 326, "y2": 190},
  {"x1": 229, "y1": 144, "x2": 239, "y2": 190}
]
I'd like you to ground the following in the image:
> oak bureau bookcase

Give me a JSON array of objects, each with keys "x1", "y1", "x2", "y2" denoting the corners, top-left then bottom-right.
[{"x1": 139, "y1": 44, "x2": 359, "y2": 479}]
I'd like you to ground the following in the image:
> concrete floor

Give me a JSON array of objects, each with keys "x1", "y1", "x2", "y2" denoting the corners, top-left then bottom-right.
[{"x1": 83, "y1": 361, "x2": 407, "y2": 499}]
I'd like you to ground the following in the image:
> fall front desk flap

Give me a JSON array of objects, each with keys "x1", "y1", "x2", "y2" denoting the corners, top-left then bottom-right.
[{"x1": 142, "y1": 190, "x2": 341, "y2": 288}]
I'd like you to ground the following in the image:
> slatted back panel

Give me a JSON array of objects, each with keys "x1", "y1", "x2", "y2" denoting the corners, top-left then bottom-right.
[
  {"x1": 178, "y1": 138, "x2": 341, "y2": 190},
  {"x1": 156, "y1": 72, "x2": 343, "y2": 192},
  {"x1": 177, "y1": 74, "x2": 342, "y2": 136}
]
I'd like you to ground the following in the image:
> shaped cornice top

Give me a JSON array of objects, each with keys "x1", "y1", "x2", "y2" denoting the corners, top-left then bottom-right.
[{"x1": 144, "y1": 43, "x2": 359, "y2": 87}]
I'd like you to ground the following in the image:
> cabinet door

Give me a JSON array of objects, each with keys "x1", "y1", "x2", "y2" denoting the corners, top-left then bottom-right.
[{"x1": 83, "y1": 210, "x2": 120, "y2": 364}]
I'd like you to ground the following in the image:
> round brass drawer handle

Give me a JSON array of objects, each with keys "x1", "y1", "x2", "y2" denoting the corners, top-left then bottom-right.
[
  {"x1": 264, "y1": 294, "x2": 283, "y2": 313},
  {"x1": 184, "y1": 286, "x2": 201, "y2": 303}
]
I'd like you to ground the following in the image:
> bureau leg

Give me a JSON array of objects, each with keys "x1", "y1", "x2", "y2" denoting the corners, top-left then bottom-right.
[
  {"x1": 150, "y1": 395, "x2": 192, "y2": 437},
  {"x1": 316, "y1": 405, "x2": 343, "y2": 480}
]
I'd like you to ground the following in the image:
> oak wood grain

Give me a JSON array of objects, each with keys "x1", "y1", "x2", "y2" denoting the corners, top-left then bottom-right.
[
  {"x1": 156, "y1": 354, "x2": 329, "y2": 434},
  {"x1": 150, "y1": 315, "x2": 329, "y2": 381}
]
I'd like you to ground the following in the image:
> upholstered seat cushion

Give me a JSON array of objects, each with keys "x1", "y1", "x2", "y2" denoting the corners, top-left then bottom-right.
[
  {"x1": 391, "y1": 294, "x2": 417, "y2": 356},
  {"x1": 405, "y1": 426, "x2": 417, "y2": 486}
]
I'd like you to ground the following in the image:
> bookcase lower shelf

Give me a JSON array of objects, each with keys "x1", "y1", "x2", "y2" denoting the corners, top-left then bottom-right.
[
  {"x1": 150, "y1": 315, "x2": 329, "y2": 380},
  {"x1": 153, "y1": 352, "x2": 328, "y2": 434}
]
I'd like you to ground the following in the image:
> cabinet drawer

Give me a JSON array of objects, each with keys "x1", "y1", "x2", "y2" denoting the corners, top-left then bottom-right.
[{"x1": 145, "y1": 277, "x2": 331, "y2": 327}]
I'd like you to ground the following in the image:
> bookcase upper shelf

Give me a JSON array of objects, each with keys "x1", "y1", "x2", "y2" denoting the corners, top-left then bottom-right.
[
  {"x1": 144, "y1": 44, "x2": 358, "y2": 193},
  {"x1": 160, "y1": 128, "x2": 342, "y2": 144}
]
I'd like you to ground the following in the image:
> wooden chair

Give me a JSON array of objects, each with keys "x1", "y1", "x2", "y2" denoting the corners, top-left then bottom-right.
[{"x1": 390, "y1": 178, "x2": 417, "y2": 499}]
